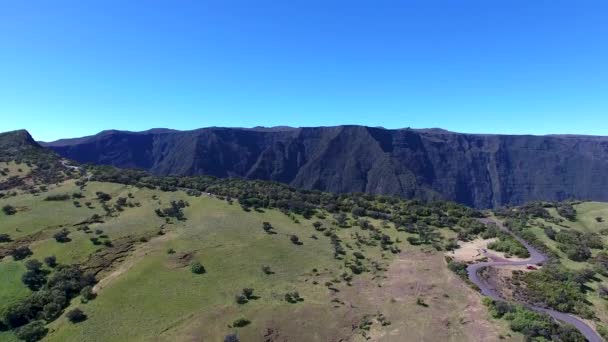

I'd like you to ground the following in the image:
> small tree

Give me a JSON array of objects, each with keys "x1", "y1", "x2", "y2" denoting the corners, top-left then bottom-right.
[
  {"x1": 290, "y1": 235, "x2": 302, "y2": 245},
  {"x1": 232, "y1": 318, "x2": 251, "y2": 328},
  {"x1": 53, "y1": 229, "x2": 71, "y2": 243},
  {"x1": 10, "y1": 246, "x2": 32, "y2": 260},
  {"x1": 224, "y1": 334, "x2": 240, "y2": 342},
  {"x1": 66, "y1": 308, "x2": 87, "y2": 323},
  {"x1": 14, "y1": 320, "x2": 48, "y2": 342},
  {"x1": 285, "y1": 291, "x2": 303, "y2": 303},
  {"x1": 191, "y1": 261, "x2": 206, "y2": 274},
  {"x1": 261, "y1": 265, "x2": 274, "y2": 275},
  {"x1": 242, "y1": 288, "x2": 254, "y2": 299},
  {"x1": 80, "y1": 285, "x2": 96, "y2": 303},
  {"x1": 25, "y1": 259, "x2": 43, "y2": 271},
  {"x1": 2, "y1": 204, "x2": 17, "y2": 215},
  {"x1": 44, "y1": 256, "x2": 57, "y2": 268},
  {"x1": 235, "y1": 294, "x2": 248, "y2": 304},
  {"x1": 0, "y1": 233, "x2": 11, "y2": 242}
]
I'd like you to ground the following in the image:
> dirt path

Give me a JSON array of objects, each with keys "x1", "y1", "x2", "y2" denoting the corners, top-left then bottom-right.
[{"x1": 93, "y1": 232, "x2": 174, "y2": 293}]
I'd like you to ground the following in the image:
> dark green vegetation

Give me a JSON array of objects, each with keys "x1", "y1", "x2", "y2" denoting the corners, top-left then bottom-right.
[
  {"x1": 43, "y1": 126, "x2": 608, "y2": 208},
  {"x1": 483, "y1": 298, "x2": 586, "y2": 341},
  {"x1": 487, "y1": 201, "x2": 608, "y2": 337}
]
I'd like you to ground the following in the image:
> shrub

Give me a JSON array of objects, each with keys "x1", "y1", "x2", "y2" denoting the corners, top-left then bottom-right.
[
  {"x1": 167, "y1": 248, "x2": 176, "y2": 254},
  {"x1": 80, "y1": 285, "x2": 96, "y2": 302},
  {"x1": 2, "y1": 204, "x2": 17, "y2": 215},
  {"x1": 224, "y1": 334, "x2": 240, "y2": 342},
  {"x1": 232, "y1": 318, "x2": 251, "y2": 328},
  {"x1": 66, "y1": 308, "x2": 87, "y2": 323},
  {"x1": 290, "y1": 235, "x2": 302, "y2": 245},
  {"x1": 14, "y1": 320, "x2": 48, "y2": 342},
  {"x1": 10, "y1": 246, "x2": 32, "y2": 260},
  {"x1": 44, "y1": 194, "x2": 70, "y2": 201},
  {"x1": 190, "y1": 261, "x2": 206, "y2": 274},
  {"x1": 285, "y1": 291, "x2": 303, "y2": 303},
  {"x1": 242, "y1": 288, "x2": 254, "y2": 299},
  {"x1": 44, "y1": 256, "x2": 57, "y2": 268},
  {"x1": 353, "y1": 251, "x2": 365, "y2": 259},
  {"x1": 0, "y1": 233, "x2": 12, "y2": 242},
  {"x1": 261, "y1": 265, "x2": 273, "y2": 275},
  {"x1": 235, "y1": 294, "x2": 248, "y2": 304},
  {"x1": 53, "y1": 229, "x2": 71, "y2": 243}
]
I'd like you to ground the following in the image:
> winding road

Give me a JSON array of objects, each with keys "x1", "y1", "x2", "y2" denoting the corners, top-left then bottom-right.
[{"x1": 467, "y1": 218, "x2": 603, "y2": 342}]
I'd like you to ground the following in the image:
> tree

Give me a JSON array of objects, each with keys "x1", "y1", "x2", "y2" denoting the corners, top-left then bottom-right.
[
  {"x1": 232, "y1": 318, "x2": 251, "y2": 328},
  {"x1": 14, "y1": 320, "x2": 48, "y2": 342},
  {"x1": 10, "y1": 246, "x2": 32, "y2": 260},
  {"x1": 80, "y1": 285, "x2": 96, "y2": 302},
  {"x1": 262, "y1": 222, "x2": 275, "y2": 234},
  {"x1": 0, "y1": 233, "x2": 11, "y2": 242},
  {"x1": 261, "y1": 265, "x2": 274, "y2": 275},
  {"x1": 290, "y1": 235, "x2": 302, "y2": 245},
  {"x1": 25, "y1": 259, "x2": 42, "y2": 271},
  {"x1": 66, "y1": 308, "x2": 87, "y2": 323},
  {"x1": 22, "y1": 269, "x2": 47, "y2": 291},
  {"x1": 285, "y1": 291, "x2": 303, "y2": 303},
  {"x1": 2, "y1": 204, "x2": 17, "y2": 215},
  {"x1": 224, "y1": 334, "x2": 240, "y2": 342},
  {"x1": 235, "y1": 294, "x2": 248, "y2": 304},
  {"x1": 242, "y1": 288, "x2": 254, "y2": 299},
  {"x1": 190, "y1": 261, "x2": 206, "y2": 274},
  {"x1": 334, "y1": 213, "x2": 348, "y2": 227},
  {"x1": 53, "y1": 229, "x2": 71, "y2": 243}
]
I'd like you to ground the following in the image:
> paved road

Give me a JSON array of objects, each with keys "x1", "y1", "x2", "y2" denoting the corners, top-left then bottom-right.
[{"x1": 467, "y1": 218, "x2": 603, "y2": 342}]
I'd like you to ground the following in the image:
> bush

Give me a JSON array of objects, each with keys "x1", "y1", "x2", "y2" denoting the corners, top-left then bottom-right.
[
  {"x1": 2, "y1": 204, "x2": 17, "y2": 215},
  {"x1": 66, "y1": 308, "x2": 87, "y2": 323},
  {"x1": 0, "y1": 233, "x2": 12, "y2": 242},
  {"x1": 232, "y1": 318, "x2": 251, "y2": 328},
  {"x1": 44, "y1": 256, "x2": 57, "y2": 268},
  {"x1": 10, "y1": 246, "x2": 32, "y2": 260},
  {"x1": 285, "y1": 291, "x2": 303, "y2": 303},
  {"x1": 80, "y1": 285, "x2": 96, "y2": 302},
  {"x1": 14, "y1": 320, "x2": 48, "y2": 342},
  {"x1": 242, "y1": 288, "x2": 254, "y2": 299},
  {"x1": 235, "y1": 294, "x2": 248, "y2": 304},
  {"x1": 261, "y1": 265, "x2": 274, "y2": 275},
  {"x1": 190, "y1": 261, "x2": 206, "y2": 274},
  {"x1": 44, "y1": 194, "x2": 70, "y2": 201},
  {"x1": 53, "y1": 229, "x2": 71, "y2": 243},
  {"x1": 290, "y1": 235, "x2": 302, "y2": 245},
  {"x1": 224, "y1": 334, "x2": 240, "y2": 342}
]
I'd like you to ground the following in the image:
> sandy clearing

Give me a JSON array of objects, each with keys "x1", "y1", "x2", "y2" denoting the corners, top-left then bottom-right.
[{"x1": 447, "y1": 238, "x2": 527, "y2": 263}]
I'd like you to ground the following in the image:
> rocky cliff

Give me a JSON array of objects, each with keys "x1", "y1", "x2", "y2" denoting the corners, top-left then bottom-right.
[{"x1": 42, "y1": 126, "x2": 608, "y2": 208}]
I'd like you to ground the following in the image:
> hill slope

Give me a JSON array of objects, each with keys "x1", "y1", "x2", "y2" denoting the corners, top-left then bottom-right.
[{"x1": 42, "y1": 126, "x2": 608, "y2": 208}]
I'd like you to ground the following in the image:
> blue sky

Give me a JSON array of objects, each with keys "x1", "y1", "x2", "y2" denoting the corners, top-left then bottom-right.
[{"x1": 1, "y1": 1, "x2": 607, "y2": 141}]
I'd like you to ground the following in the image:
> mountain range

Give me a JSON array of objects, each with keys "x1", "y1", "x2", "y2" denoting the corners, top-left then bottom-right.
[{"x1": 29, "y1": 125, "x2": 608, "y2": 208}]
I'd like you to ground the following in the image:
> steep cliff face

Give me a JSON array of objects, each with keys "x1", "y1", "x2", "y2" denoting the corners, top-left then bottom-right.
[{"x1": 42, "y1": 126, "x2": 608, "y2": 208}]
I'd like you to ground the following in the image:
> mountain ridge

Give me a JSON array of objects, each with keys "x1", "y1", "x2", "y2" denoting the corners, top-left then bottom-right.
[{"x1": 25, "y1": 125, "x2": 608, "y2": 208}]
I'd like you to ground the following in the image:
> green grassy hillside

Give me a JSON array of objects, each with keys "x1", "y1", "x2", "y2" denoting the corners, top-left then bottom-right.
[{"x1": 1, "y1": 175, "x2": 519, "y2": 341}]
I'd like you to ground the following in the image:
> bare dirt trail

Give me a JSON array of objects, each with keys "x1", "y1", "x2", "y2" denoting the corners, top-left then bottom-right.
[
  {"x1": 467, "y1": 218, "x2": 603, "y2": 342},
  {"x1": 92, "y1": 232, "x2": 175, "y2": 293}
]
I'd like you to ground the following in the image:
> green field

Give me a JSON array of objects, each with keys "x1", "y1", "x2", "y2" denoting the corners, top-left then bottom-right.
[{"x1": 0, "y1": 177, "x2": 519, "y2": 341}]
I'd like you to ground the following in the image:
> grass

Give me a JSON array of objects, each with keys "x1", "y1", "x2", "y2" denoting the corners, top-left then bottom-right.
[
  {"x1": 0, "y1": 260, "x2": 31, "y2": 317},
  {"x1": 1, "y1": 178, "x2": 521, "y2": 342},
  {"x1": 0, "y1": 161, "x2": 32, "y2": 182},
  {"x1": 525, "y1": 202, "x2": 608, "y2": 326}
]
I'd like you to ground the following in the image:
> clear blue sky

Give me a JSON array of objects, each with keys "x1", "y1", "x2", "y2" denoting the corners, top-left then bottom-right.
[{"x1": 1, "y1": 1, "x2": 607, "y2": 141}]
